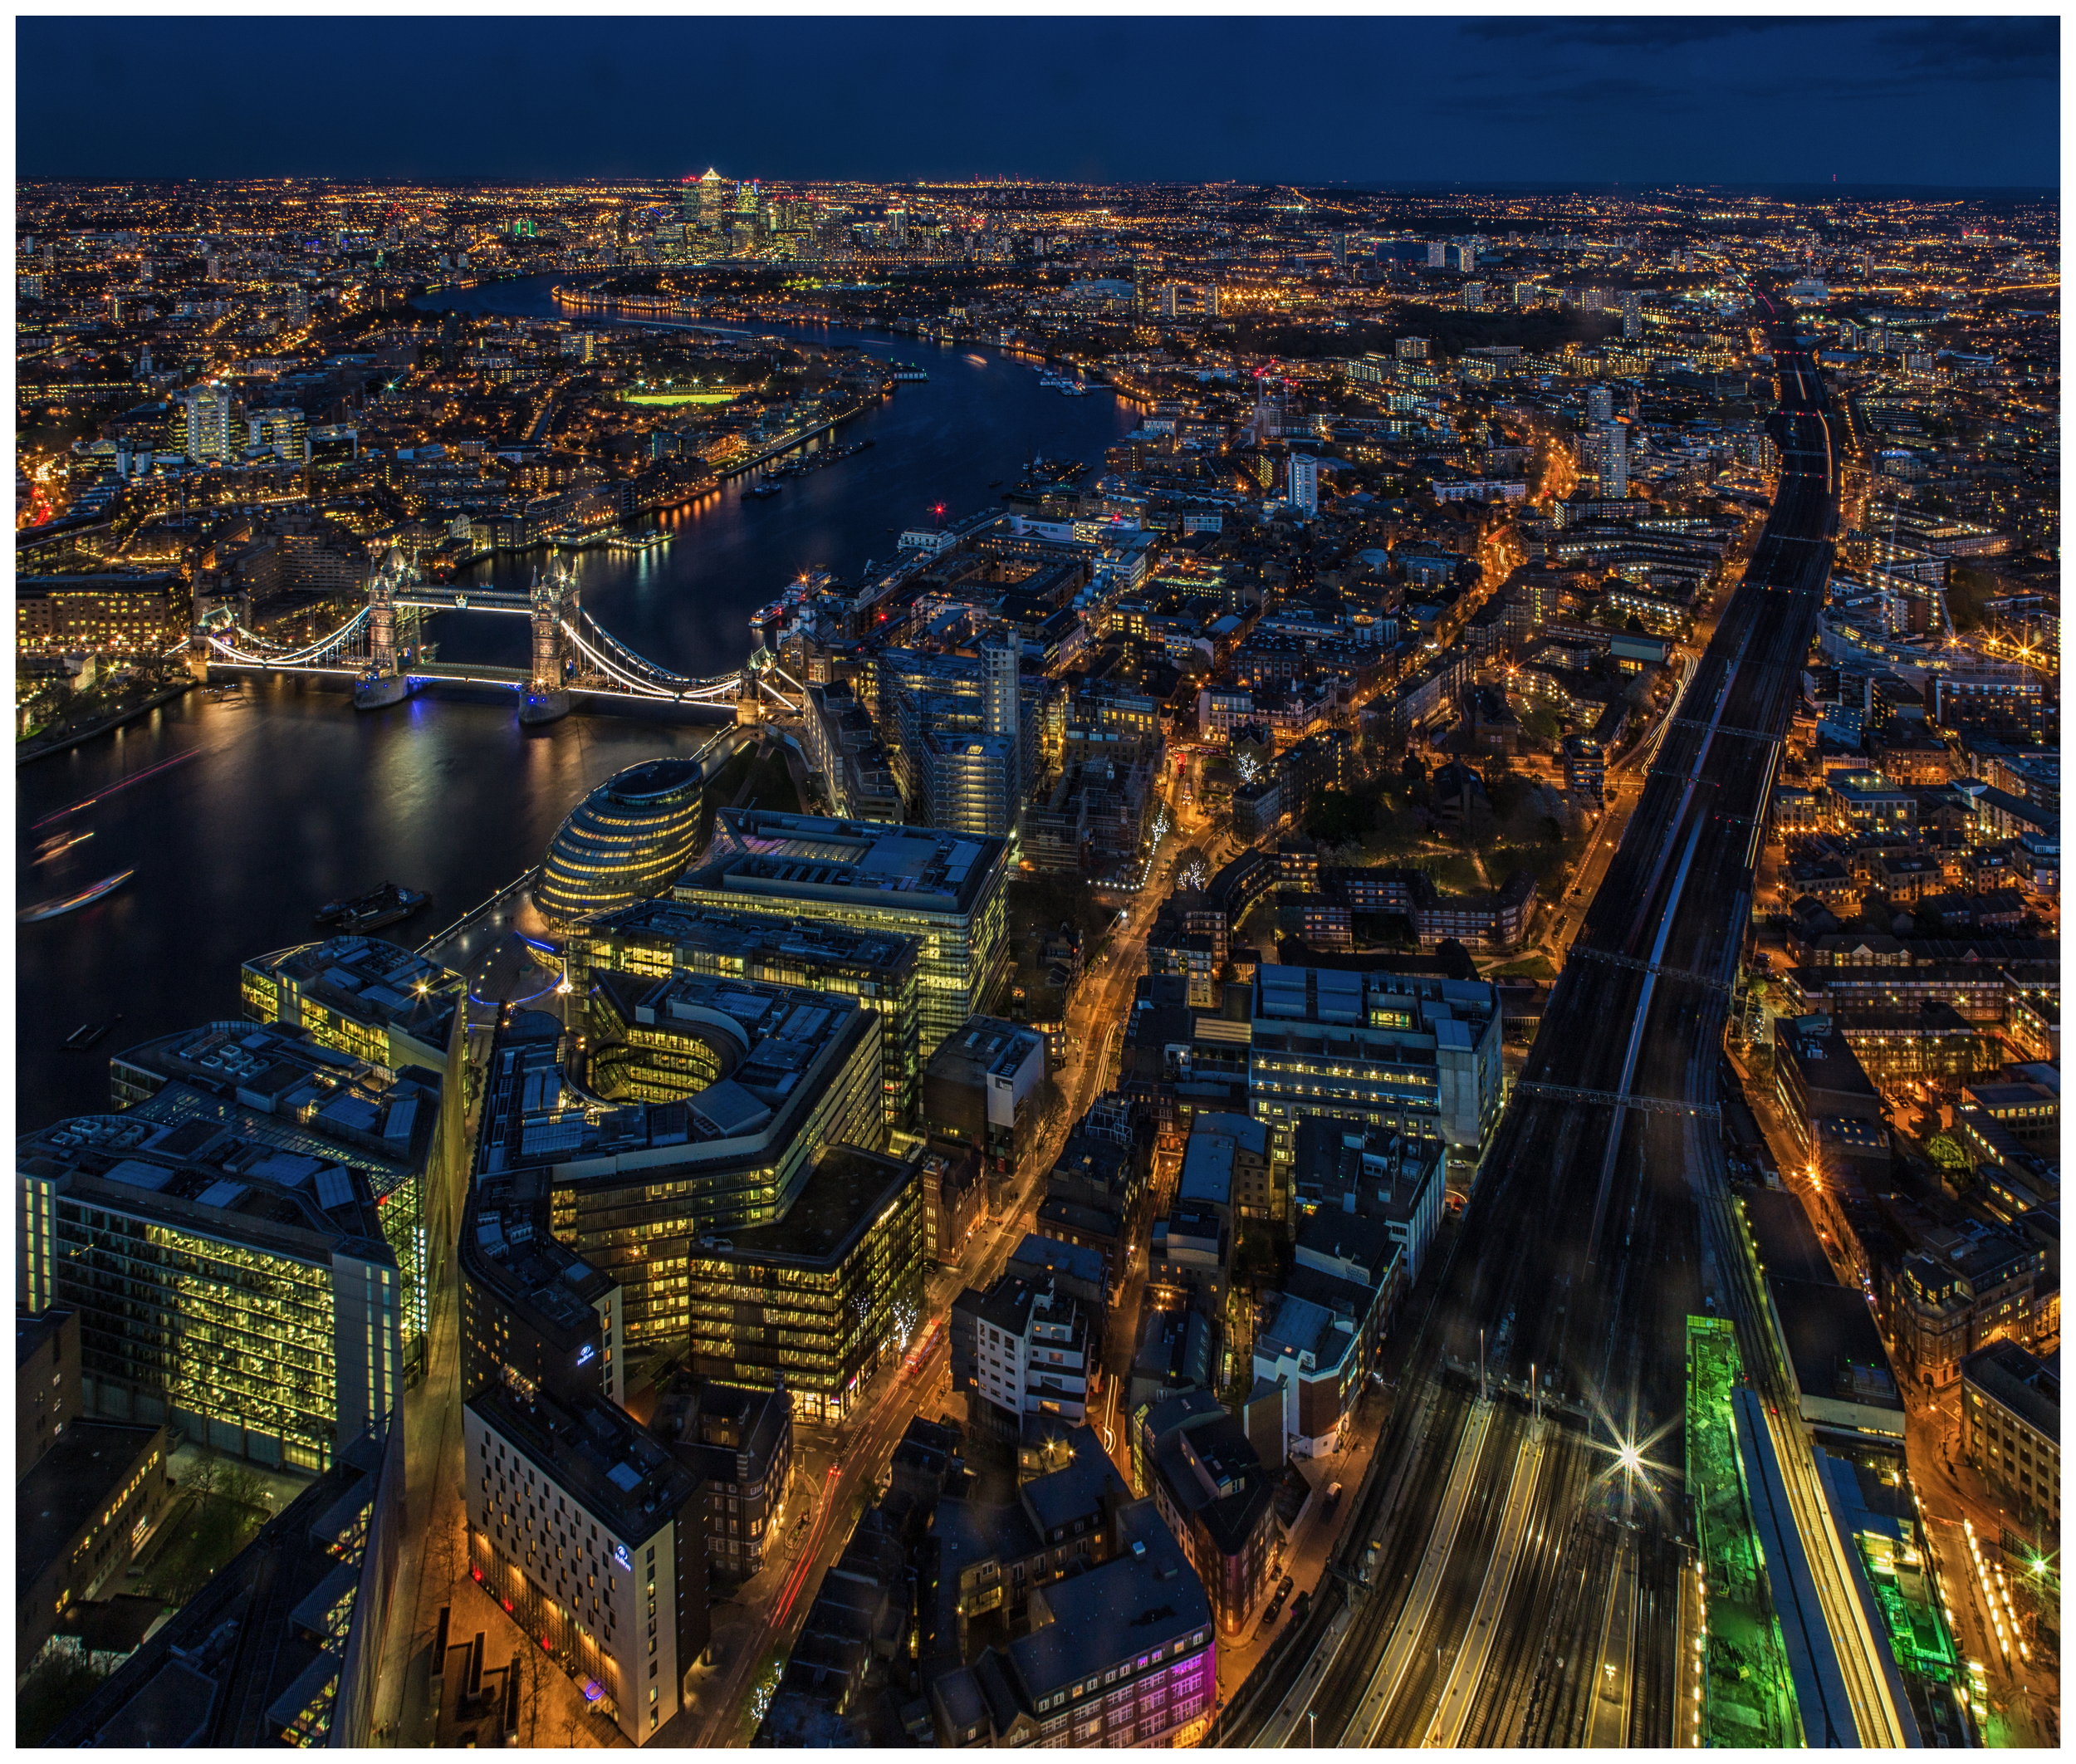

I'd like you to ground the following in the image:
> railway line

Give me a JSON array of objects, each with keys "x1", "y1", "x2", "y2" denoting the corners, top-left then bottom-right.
[{"x1": 1226, "y1": 285, "x2": 1853, "y2": 1747}]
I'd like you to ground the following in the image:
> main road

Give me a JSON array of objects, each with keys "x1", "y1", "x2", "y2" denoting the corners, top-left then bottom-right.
[
  {"x1": 678, "y1": 772, "x2": 1209, "y2": 1743},
  {"x1": 1226, "y1": 283, "x2": 1902, "y2": 1749}
]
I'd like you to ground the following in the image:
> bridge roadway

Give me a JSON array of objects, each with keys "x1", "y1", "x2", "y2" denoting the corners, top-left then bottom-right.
[{"x1": 1227, "y1": 287, "x2": 1882, "y2": 1749}]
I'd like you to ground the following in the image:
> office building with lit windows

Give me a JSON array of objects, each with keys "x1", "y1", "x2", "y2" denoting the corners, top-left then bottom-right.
[
  {"x1": 1247, "y1": 966, "x2": 1505, "y2": 1175},
  {"x1": 465, "y1": 1383, "x2": 708, "y2": 1744},
  {"x1": 469, "y1": 983, "x2": 882, "y2": 1347},
  {"x1": 107, "y1": 1017, "x2": 445, "y2": 1374},
  {"x1": 674, "y1": 808, "x2": 1012, "y2": 1057},
  {"x1": 683, "y1": 1143, "x2": 924, "y2": 1423},
  {"x1": 562, "y1": 899, "x2": 922, "y2": 1127},
  {"x1": 18, "y1": 1100, "x2": 404, "y2": 1473},
  {"x1": 537, "y1": 757, "x2": 707, "y2": 927}
]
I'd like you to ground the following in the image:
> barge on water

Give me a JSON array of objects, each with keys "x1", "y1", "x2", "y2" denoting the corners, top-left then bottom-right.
[{"x1": 315, "y1": 881, "x2": 432, "y2": 934}]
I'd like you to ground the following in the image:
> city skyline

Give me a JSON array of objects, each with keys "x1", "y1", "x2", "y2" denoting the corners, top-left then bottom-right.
[
  {"x1": 17, "y1": 14, "x2": 2060, "y2": 188},
  {"x1": 13, "y1": 31, "x2": 2059, "y2": 1749}
]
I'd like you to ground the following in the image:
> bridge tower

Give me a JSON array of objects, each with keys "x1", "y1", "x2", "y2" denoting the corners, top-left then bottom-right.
[
  {"x1": 521, "y1": 553, "x2": 577, "y2": 724},
  {"x1": 354, "y1": 545, "x2": 417, "y2": 710}
]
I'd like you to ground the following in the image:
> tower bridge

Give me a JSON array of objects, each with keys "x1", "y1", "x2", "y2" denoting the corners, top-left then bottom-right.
[{"x1": 194, "y1": 546, "x2": 804, "y2": 723}]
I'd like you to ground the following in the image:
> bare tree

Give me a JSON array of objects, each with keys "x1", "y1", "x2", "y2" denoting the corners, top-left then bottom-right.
[{"x1": 517, "y1": 1642, "x2": 550, "y2": 1747}]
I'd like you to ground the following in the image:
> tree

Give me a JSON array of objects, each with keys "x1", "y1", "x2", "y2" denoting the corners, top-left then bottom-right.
[
  {"x1": 1303, "y1": 788, "x2": 1373, "y2": 849},
  {"x1": 1435, "y1": 938, "x2": 1478, "y2": 982}
]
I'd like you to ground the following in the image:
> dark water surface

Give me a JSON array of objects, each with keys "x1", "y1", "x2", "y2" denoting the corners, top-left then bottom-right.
[{"x1": 17, "y1": 281, "x2": 1134, "y2": 1127}]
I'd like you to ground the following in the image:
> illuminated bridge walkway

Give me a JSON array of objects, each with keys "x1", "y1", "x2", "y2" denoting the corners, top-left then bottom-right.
[{"x1": 192, "y1": 545, "x2": 808, "y2": 723}]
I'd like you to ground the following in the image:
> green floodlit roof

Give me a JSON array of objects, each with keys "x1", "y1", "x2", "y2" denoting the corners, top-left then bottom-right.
[
  {"x1": 1853, "y1": 1531, "x2": 1963, "y2": 1685},
  {"x1": 1687, "y1": 1316, "x2": 1805, "y2": 1748}
]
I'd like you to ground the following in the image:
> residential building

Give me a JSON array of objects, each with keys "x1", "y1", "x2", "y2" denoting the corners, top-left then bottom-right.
[
  {"x1": 1248, "y1": 965, "x2": 1505, "y2": 1174},
  {"x1": 923, "y1": 1015, "x2": 1048, "y2": 1195},
  {"x1": 17, "y1": 1405, "x2": 171, "y2": 1677},
  {"x1": 962, "y1": 1274, "x2": 1098, "y2": 1435},
  {"x1": 17, "y1": 1306, "x2": 81, "y2": 1476},
  {"x1": 1291, "y1": 1120, "x2": 1447, "y2": 1282},
  {"x1": 1137, "y1": 1389, "x2": 1280, "y2": 1639},
  {"x1": 1960, "y1": 1341, "x2": 2059, "y2": 1544},
  {"x1": 649, "y1": 1376, "x2": 796, "y2": 1583}
]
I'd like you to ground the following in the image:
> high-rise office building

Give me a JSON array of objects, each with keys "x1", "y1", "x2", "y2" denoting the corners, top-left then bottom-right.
[
  {"x1": 20, "y1": 1094, "x2": 405, "y2": 1472},
  {"x1": 1289, "y1": 452, "x2": 1320, "y2": 516},
  {"x1": 1599, "y1": 418, "x2": 1628, "y2": 497},
  {"x1": 562, "y1": 899, "x2": 923, "y2": 1126},
  {"x1": 697, "y1": 167, "x2": 728, "y2": 229},
  {"x1": 246, "y1": 405, "x2": 308, "y2": 463},
  {"x1": 675, "y1": 809, "x2": 1011, "y2": 1056},
  {"x1": 983, "y1": 637, "x2": 1021, "y2": 782},
  {"x1": 183, "y1": 385, "x2": 234, "y2": 463}
]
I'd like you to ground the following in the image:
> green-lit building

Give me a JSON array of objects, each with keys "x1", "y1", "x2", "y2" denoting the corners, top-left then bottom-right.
[
  {"x1": 563, "y1": 899, "x2": 922, "y2": 1126},
  {"x1": 238, "y1": 934, "x2": 471, "y2": 1333},
  {"x1": 673, "y1": 808, "x2": 1011, "y2": 1058}
]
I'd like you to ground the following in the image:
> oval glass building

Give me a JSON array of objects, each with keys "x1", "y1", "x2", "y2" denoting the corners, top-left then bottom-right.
[{"x1": 536, "y1": 758, "x2": 705, "y2": 926}]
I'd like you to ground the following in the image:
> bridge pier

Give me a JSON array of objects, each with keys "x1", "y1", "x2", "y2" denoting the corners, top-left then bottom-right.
[
  {"x1": 355, "y1": 543, "x2": 419, "y2": 711},
  {"x1": 520, "y1": 556, "x2": 579, "y2": 724}
]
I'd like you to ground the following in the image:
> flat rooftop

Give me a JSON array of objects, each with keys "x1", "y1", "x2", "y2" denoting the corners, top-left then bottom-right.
[
  {"x1": 695, "y1": 1143, "x2": 916, "y2": 1272},
  {"x1": 570, "y1": 899, "x2": 920, "y2": 977},
  {"x1": 682, "y1": 807, "x2": 1006, "y2": 917},
  {"x1": 19, "y1": 1084, "x2": 395, "y2": 1266},
  {"x1": 247, "y1": 934, "x2": 464, "y2": 1046}
]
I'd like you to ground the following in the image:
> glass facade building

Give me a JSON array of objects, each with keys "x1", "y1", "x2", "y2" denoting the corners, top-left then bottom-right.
[
  {"x1": 683, "y1": 1144, "x2": 925, "y2": 1423},
  {"x1": 562, "y1": 899, "x2": 922, "y2": 1126},
  {"x1": 473, "y1": 985, "x2": 884, "y2": 1348},
  {"x1": 537, "y1": 757, "x2": 706, "y2": 926},
  {"x1": 108, "y1": 1018, "x2": 443, "y2": 1370},
  {"x1": 19, "y1": 1102, "x2": 404, "y2": 1472},
  {"x1": 674, "y1": 808, "x2": 1011, "y2": 1059}
]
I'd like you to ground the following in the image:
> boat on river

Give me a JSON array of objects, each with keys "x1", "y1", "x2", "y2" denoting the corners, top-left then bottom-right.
[
  {"x1": 21, "y1": 870, "x2": 135, "y2": 923},
  {"x1": 315, "y1": 881, "x2": 431, "y2": 933}
]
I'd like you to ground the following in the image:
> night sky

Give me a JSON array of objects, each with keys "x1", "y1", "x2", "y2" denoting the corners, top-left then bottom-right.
[{"x1": 17, "y1": 16, "x2": 2059, "y2": 189}]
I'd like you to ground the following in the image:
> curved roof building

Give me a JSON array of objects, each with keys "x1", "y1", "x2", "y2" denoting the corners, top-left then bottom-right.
[{"x1": 537, "y1": 758, "x2": 704, "y2": 926}]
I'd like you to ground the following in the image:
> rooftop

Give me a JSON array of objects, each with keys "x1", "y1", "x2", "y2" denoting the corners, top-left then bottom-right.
[
  {"x1": 569, "y1": 899, "x2": 921, "y2": 979},
  {"x1": 681, "y1": 807, "x2": 1007, "y2": 918},
  {"x1": 1006, "y1": 1502, "x2": 1210, "y2": 1698},
  {"x1": 469, "y1": 1382, "x2": 696, "y2": 1539},
  {"x1": 1961, "y1": 1340, "x2": 2059, "y2": 1441},
  {"x1": 17, "y1": 1419, "x2": 164, "y2": 1601},
  {"x1": 693, "y1": 1143, "x2": 917, "y2": 1272},
  {"x1": 18, "y1": 1083, "x2": 396, "y2": 1267},
  {"x1": 246, "y1": 934, "x2": 465, "y2": 1051}
]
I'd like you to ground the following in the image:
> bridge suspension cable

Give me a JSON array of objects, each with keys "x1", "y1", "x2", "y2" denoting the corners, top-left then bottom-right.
[
  {"x1": 572, "y1": 607, "x2": 737, "y2": 694},
  {"x1": 205, "y1": 606, "x2": 371, "y2": 667},
  {"x1": 561, "y1": 619, "x2": 739, "y2": 702}
]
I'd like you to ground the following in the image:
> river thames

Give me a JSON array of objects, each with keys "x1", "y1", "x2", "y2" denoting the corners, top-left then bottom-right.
[{"x1": 16, "y1": 281, "x2": 1136, "y2": 1127}]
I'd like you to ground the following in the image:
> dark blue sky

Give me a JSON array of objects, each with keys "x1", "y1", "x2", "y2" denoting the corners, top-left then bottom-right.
[{"x1": 17, "y1": 16, "x2": 2058, "y2": 189}]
